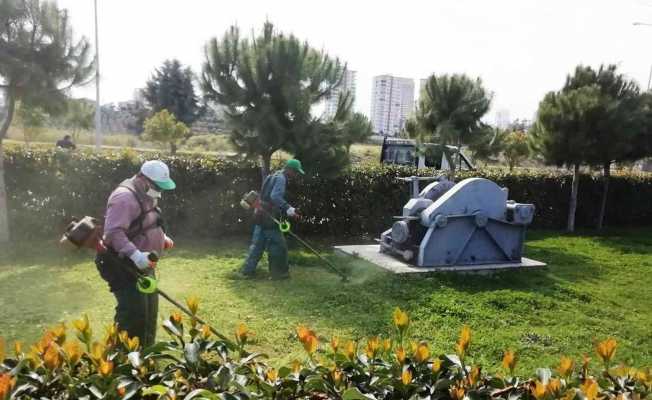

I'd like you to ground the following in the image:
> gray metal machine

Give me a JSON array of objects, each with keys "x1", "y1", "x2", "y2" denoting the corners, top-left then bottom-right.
[{"x1": 379, "y1": 176, "x2": 535, "y2": 268}]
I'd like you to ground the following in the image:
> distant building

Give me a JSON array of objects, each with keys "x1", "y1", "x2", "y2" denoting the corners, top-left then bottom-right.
[
  {"x1": 371, "y1": 75, "x2": 415, "y2": 136},
  {"x1": 324, "y1": 69, "x2": 357, "y2": 119},
  {"x1": 495, "y1": 109, "x2": 511, "y2": 130}
]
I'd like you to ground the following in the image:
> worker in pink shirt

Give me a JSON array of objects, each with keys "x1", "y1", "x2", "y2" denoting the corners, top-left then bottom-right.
[{"x1": 95, "y1": 160, "x2": 175, "y2": 346}]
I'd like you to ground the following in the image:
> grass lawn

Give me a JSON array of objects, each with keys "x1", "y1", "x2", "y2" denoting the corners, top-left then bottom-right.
[{"x1": 1, "y1": 229, "x2": 651, "y2": 373}]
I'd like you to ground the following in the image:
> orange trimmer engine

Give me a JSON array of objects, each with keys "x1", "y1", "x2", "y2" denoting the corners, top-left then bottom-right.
[
  {"x1": 240, "y1": 190, "x2": 261, "y2": 210},
  {"x1": 60, "y1": 216, "x2": 103, "y2": 251}
]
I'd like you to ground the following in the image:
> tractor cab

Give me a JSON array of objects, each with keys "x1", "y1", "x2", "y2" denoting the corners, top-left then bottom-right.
[{"x1": 380, "y1": 137, "x2": 475, "y2": 170}]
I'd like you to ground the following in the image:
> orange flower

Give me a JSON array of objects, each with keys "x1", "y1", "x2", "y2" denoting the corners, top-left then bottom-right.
[
  {"x1": 0, "y1": 373, "x2": 17, "y2": 400},
  {"x1": 171, "y1": 312, "x2": 183, "y2": 325},
  {"x1": 449, "y1": 384, "x2": 465, "y2": 400},
  {"x1": 502, "y1": 350, "x2": 518, "y2": 373},
  {"x1": 303, "y1": 334, "x2": 318, "y2": 354},
  {"x1": 595, "y1": 338, "x2": 617, "y2": 364},
  {"x1": 296, "y1": 325, "x2": 315, "y2": 344},
  {"x1": 392, "y1": 307, "x2": 410, "y2": 334},
  {"x1": 456, "y1": 325, "x2": 471, "y2": 358},
  {"x1": 531, "y1": 380, "x2": 546, "y2": 400},
  {"x1": 468, "y1": 366, "x2": 481, "y2": 387},
  {"x1": 580, "y1": 378, "x2": 599, "y2": 400},
  {"x1": 395, "y1": 346, "x2": 406, "y2": 364},
  {"x1": 401, "y1": 369, "x2": 412, "y2": 385},
  {"x1": 382, "y1": 338, "x2": 392, "y2": 352},
  {"x1": 266, "y1": 368, "x2": 278, "y2": 382},
  {"x1": 365, "y1": 336, "x2": 380, "y2": 359},
  {"x1": 99, "y1": 359, "x2": 114, "y2": 377},
  {"x1": 117, "y1": 386, "x2": 126, "y2": 397},
  {"x1": 50, "y1": 323, "x2": 66, "y2": 345},
  {"x1": 235, "y1": 323, "x2": 251, "y2": 344},
  {"x1": 345, "y1": 341, "x2": 356, "y2": 361},
  {"x1": 414, "y1": 342, "x2": 430, "y2": 363},
  {"x1": 582, "y1": 354, "x2": 591, "y2": 375},
  {"x1": 558, "y1": 356, "x2": 574, "y2": 378},
  {"x1": 330, "y1": 336, "x2": 339, "y2": 353},
  {"x1": 63, "y1": 341, "x2": 82, "y2": 366},
  {"x1": 547, "y1": 378, "x2": 562, "y2": 397},
  {"x1": 432, "y1": 358, "x2": 442, "y2": 374},
  {"x1": 186, "y1": 296, "x2": 199, "y2": 315},
  {"x1": 43, "y1": 345, "x2": 62, "y2": 370}
]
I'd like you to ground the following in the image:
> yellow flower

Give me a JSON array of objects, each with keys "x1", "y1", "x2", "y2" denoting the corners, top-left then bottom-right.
[
  {"x1": 531, "y1": 380, "x2": 546, "y2": 400},
  {"x1": 468, "y1": 366, "x2": 481, "y2": 387},
  {"x1": 365, "y1": 336, "x2": 380, "y2": 359},
  {"x1": 345, "y1": 341, "x2": 356, "y2": 361},
  {"x1": 401, "y1": 369, "x2": 412, "y2": 385},
  {"x1": 50, "y1": 323, "x2": 66, "y2": 345},
  {"x1": 201, "y1": 325, "x2": 212, "y2": 340},
  {"x1": 636, "y1": 369, "x2": 651, "y2": 389},
  {"x1": 580, "y1": 378, "x2": 599, "y2": 400},
  {"x1": 90, "y1": 342, "x2": 106, "y2": 363},
  {"x1": 63, "y1": 341, "x2": 82, "y2": 366},
  {"x1": 73, "y1": 315, "x2": 90, "y2": 334},
  {"x1": 502, "y1": 350, "x2": 518, "y2": 373},
  {"x1": 332, "y1": 368, "x2": 343, "y2": 385},
  {"x1": 449, "y1": 384, "x2": 465, "y2": 400},
  {"x1": 432, "y1": 358, "x2": 442, "y2": 374},
  {"x1": 186, "y1": 296, "x2": 199, "y2": 315},
  {"x1": 595, "y1": 338, "x2": 617, "y2": 364},
  {"x1": 456, "y1": 325, "x2": 471, "y2": 358},
  {"x1": 410, "y1": 340, "x2": 418, "y2": 354},
  {"x1": 0, "y1": 373, "x2": 17, "y2": 400},
  {"x1": 382, "y1": 338, "x2": 392, "y2": 352},
  {"x1": 414, "y1": 342, "x2": 430, "y2": 363},
  {"x1": 118, "y1": 331, "x2": 129, "y2": 344},
  {"x1": 392, "y1": 307, "x2": 410, "y2": 334},
  {"x1": 303, "y1": 334, "x2": 318, "y2": 354},
  {"x1": 395, "y1": 346, "x2": 406, "y2": 364},
  {"x1": 291, "y1": 359, "x2": 302, "y2": 374},
  {"x1": 330, "y1": 336, "x2": 339, "y2": 353},
  {"x1": 266, "y1": 368, "x2": 278, "y2": 382},
  {"x1": 13, "y1": 341, "x2": 22, "y2": 357},
  {"x1": 558, "y1": 356, "x2": 574, "y2": 378},
  {"x1": 235, "y1": 323, "x2": 251, "y2": 344},
  {"x1": 171, "y1": 312, "x2": 183, "y2": 325},
  {"x1": 562, "y1": 389, "x2": 577, "y2": 400},
  {"x1": 547, "y1": 378, "x2": 562, "y2": 397},
  {"x1": 43, "y1": 345, "x2": 62, "y2": 370},
  {"x1": 126, "y1": 337, "x2": 140, "y2": 352},
  {"x1": 99, "y1": 359, "x2": 114, "y2": 377}
]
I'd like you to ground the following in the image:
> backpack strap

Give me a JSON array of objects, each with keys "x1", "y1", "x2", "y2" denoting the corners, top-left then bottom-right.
[{"x1": 118, "y1": 178, "x2": 161, "y2": 240}]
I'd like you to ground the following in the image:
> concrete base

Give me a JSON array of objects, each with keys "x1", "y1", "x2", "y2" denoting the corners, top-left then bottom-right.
[{"x1": 334, "y1": 244, "x2": 546, "y2": 274}]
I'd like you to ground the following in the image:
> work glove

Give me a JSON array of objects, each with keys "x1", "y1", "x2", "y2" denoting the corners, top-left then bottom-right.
[
  {"x1": 164, "y1": 235, "x2": 174, "y2": 250},
  {"x1": 286, "y1": 207, "x2": 300, "y2": 219},
  {"x1": 130, "y1": 250, "x2": 156, "y2": 271}
]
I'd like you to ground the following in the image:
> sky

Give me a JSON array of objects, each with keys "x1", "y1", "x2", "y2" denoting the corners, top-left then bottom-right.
[{"x1": 58, "y1": 0, "x2": 652, "y2": 123}]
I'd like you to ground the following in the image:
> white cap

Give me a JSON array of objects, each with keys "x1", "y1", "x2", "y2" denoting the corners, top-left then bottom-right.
[{"x1": 140, "y1": 160, "x2": 176, "y2": 190}]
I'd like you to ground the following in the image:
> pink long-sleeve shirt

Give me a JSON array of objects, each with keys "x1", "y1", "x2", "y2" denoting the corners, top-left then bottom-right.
[{"x1": 102, "y1": 177, "x2": 165, "y2": 258}]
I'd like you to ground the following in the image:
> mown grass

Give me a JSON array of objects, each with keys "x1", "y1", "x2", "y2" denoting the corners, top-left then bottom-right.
[{"x1": 1, "y1": 229, "x2": 651, "y2": 372}]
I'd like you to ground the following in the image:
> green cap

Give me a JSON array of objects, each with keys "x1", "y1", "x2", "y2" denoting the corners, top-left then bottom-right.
[{"x1": 285, "y1": 159, "x2": 305, "y2": 175}]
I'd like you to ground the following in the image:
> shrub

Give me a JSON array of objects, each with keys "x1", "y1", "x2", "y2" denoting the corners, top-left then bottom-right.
[
  {"x1": 3, "y1": 146, "x2": 652, "y2": 240},
  {"x1": 0, "y1": 305, "x2": 650, "y2": 399}
]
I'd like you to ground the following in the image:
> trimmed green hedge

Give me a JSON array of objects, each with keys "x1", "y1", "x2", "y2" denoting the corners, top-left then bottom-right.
[{"x1": 3, "y1": 147, "x2": 652, "y2": 239}]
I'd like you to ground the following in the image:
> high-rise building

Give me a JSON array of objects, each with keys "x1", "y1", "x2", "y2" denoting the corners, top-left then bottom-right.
[
  {"x1": 324, "y1": 69, "x2": 357, "y2": 119},
  {"x1": 370, "y1": 75, "x2": 415, "y2": 136}
]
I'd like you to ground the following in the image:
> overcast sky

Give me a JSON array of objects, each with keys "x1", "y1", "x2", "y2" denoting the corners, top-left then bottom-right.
[{"x1": 59, "y1": 0, "x2": 652, "y2": 123}]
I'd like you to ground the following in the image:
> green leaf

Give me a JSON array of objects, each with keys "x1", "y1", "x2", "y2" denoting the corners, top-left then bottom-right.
[
  {"x1": 342, "y1": 387, "x2": 376, "y2": 400},
  {"x1": 142, "y1": 385, "x2": 169, "y2": 396},
  {"x1": 186, "y1": 388, "x2": 220, "y2": 399}
]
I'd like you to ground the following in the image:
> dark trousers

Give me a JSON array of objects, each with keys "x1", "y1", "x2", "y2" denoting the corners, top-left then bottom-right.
[
  {"x1": 241, "y1": 225, "x2": 289, "y2": 277},
  {"x1": 95, "y1": 252, "x2": 159, "y2": 347}
]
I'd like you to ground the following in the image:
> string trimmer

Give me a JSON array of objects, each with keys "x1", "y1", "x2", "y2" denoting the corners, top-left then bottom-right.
[{"x1": 240, "y1": 191, "x2": 349, "y2": 282}]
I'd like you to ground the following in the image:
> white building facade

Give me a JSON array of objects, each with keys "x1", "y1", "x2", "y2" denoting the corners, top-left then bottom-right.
[
  {"x1": 370, "y1": 75, "x2": 415, "y2": 136},
  {"x1": 324, "y1": 69, "x2": 357, "y2": 119}
]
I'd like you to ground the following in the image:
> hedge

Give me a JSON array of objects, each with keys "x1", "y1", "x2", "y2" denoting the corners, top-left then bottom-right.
[
  {"x1": 3, "y1": 146, "x2": 652, "y2": 240},
  {"x1": 0, "y1": 306, "x2": 650, "y2": 399}
]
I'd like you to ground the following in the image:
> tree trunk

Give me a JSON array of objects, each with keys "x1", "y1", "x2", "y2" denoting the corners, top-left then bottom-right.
[
  {"x1": 170, "y1": 142, "x2": 177, "y2": 155},
  {"x1": 0, "y1": 93, "x2": 16, "y2": 243},
  {"x1": 567, "y1": 163, "x2": 580, "y2": 233},
  {"x1": 260, "y1": 152, "x2": 272, "y2": 180},
  {"x1": 596, "y1": 161, "x2": 610, "y2": 230}
]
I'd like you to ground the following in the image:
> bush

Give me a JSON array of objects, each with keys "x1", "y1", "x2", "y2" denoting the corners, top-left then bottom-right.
[
  {"x1": 0, "y1": 305, "x2": 650, "y2": 399},
  {"x1": 3, "y1": 146, "x2": 652, "y2": 240}
]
